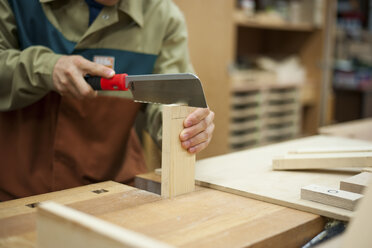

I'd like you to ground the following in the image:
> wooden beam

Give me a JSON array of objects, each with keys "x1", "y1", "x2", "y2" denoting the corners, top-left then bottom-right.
[
  {"x1": 301, "y1": 184, "x2": 363, "y2": 211},
  {"x1": 288, "y1": 147, "x2": 372, "y2": 154},
  {"x1": 340, "y1": 172, "x2": 372, "y2": 194},
  {"x1": 161, "y1": 105, "x2": 196, "y2": 198},
  {"x1": 273, "y1": 152, "x2": 372, "y2": 170},
  {"x1": 362, "y1": 167, "x2": 372, "y2": 173},
  {"x1": 37, "y1": 202, "x2": 173, "y2": 248}
]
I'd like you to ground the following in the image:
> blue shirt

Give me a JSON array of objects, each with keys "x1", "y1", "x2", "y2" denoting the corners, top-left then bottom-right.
[{"x1": 85, "y1": 0, "x2": 104, "y2": 25}]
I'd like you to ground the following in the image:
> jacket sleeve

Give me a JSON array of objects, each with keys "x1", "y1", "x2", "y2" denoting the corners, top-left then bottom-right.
[
  {"x1": 0, "y1": 0, "x2": 61, "y2": 111},
  {"x1": 144, "y1": 1, "x2": 194, "y2": 147}
]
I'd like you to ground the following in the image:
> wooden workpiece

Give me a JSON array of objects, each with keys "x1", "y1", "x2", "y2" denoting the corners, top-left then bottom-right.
[
  {"x1": 301, "y1": 184, "x2": 363, "y2": 211},
  {"x1": 340, "y1": 172, "x2": 372, "y2": 194},
  {"x1": 161, "y1": 105, "x2": 196, "y2": 198},
  {"x1": 195, "y1": 135, "x2": 372, "y2": 220},
  {"x1": 272, "y1": 151, "x2": 372, "y2": 170},
  {"x1": 0, "y1": 181, "x2": 324, "y2": 248}
]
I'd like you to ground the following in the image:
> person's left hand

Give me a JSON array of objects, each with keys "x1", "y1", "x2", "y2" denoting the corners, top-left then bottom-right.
[{"x1": 180, "y1": 108, "x2": 215, "y2": 154}]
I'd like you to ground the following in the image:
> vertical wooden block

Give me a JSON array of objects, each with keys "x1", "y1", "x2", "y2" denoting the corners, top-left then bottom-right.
[
  {"x1": 37, "y1": 202, "x2": 173, "y2": 248},
  {"x1": 301, "y1": 184, "x2": 363, "y2": 211},
  {"x1": 340, "y1": 172, "x2": 372, "y2": 194},
  {"x1": 161, "y1": 105, "x2": 196, "y2": 198}
]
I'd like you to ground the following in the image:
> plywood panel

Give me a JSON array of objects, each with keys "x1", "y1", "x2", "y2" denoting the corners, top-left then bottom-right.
[{"x1": 195, "y1": 135, "x2": 372, "y2": 220}]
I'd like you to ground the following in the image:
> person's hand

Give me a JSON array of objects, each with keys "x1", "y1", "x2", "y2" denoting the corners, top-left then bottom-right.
[
  {"x1": 52, "y1": 55, "x2": 115, "y2": 98},
  {"x1": 180, "y1": 108, "x2": 215, "y2": 154}
]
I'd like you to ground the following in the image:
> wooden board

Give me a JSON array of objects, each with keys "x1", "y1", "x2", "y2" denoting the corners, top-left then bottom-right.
[
  {"x1": 0, "y1": 181, "x2": 324, "y2": 248},
  {"x1": 195, "y1": 135, "x2": 372, "y2": 220},
  {"x1": 340, "y1": 172, "x2": 372, "y2": 194},
  {"x1": 272, "y1": 152, "x2": 372, "y2": 170},
  {"x1": 301, "y1": 184, "x2": 363, "y2": 211},
  {"x1": 37, "y1": 202, "x2": 173, "y2": 248},
  {"x1": 161, "y1": 105, "x2": 196, "y2": 198}
]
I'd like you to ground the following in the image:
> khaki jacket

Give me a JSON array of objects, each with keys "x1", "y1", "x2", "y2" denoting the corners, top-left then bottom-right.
[{"x1": 0, "y1": 0, "x2": 193, "y2": 200}]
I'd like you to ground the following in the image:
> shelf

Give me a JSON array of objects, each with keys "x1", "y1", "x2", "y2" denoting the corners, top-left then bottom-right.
[{"x1": 234, "y1": 11, "x2": 317, "y2": 32}]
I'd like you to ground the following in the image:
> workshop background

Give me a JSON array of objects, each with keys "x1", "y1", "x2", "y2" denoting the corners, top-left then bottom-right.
[{"x1": 170, "y1": 0, "x2": 372, "y2": 160}]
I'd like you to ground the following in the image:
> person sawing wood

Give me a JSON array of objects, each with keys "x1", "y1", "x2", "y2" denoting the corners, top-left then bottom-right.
[{"x1": 0, "y1": 0, "x2": 215, "y2": 201}]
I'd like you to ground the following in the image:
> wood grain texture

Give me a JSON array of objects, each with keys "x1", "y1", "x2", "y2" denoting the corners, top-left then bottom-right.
[
  {"x1": 100, "y1": 188, "x2": 323, "y2": 248},
  {"x1": 161, "y1": 105, "x2": 196, "y2": 198},
  {"x1": 37, "y1": 202, "x2": 173, "y2": 248},
  {"x1": 340, "y1": 172, "x2": 372, "y2": 194},
  {"x1": 301, "y1": 184, "x2": 363, "y2": 211},
  {"x1": 0, "y1": 181, "x2": 324, "y2": 248},
  {"x1": 195, "y1": 135, "x2": 372, "y2": 220},
  {"x1": 273, "y1": 152, "x2": 372, "y2": 170}
]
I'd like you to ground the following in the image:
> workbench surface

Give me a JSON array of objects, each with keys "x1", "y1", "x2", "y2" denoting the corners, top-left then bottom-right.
[{"x1": 0, "y1": 181, "x2": 323, "y2": 248}]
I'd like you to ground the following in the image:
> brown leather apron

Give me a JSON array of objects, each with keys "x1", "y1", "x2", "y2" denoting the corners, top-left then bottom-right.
[{"x1": 0, "y1": 92, "x2": 147, "y2": 200}]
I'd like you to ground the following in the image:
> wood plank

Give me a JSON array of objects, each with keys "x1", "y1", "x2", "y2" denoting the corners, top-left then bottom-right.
[
  {"x1": 340, "y1": 172, "x2": 372, "y2": 194},
  {"x1": 301, "y1": 184, "x2": 363, "y2": 211},
  {"x1": 362, "y1": 167, "x2": 372, "y2": 173},
  {"x1": 272, "y1": 152, "x2": 372, "y2": 170},
  {"x1": 161, "y1": 105, "x2": 196, "y2": 198},
  {"x1": 37, "y1": 202, "x2": 173, "y2": 248},
  {"x1": 195, "y1": 135, "x2": 372, "y2": 220},
  {"x1": 289, "y1": 147, "x2": 372, "y2": 154}
]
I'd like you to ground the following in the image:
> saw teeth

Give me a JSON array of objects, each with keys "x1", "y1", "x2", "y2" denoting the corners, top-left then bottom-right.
[{"x1": 134, "y1": 100, "x2": 162, "y2": 104}]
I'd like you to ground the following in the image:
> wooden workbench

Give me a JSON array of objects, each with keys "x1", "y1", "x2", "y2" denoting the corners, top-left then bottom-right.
[{"x1": 0, "y1": 181, "x2": 324, "y2": 248}]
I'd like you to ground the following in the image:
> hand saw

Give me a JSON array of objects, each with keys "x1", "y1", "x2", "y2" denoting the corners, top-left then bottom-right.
[{"x1": 85, "y1": 73, "x2": 207, "y2": 108}]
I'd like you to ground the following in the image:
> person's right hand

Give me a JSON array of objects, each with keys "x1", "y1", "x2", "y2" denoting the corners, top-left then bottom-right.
[{"x1": 52, "y1": 55, "x2": 115, "y2": 98}]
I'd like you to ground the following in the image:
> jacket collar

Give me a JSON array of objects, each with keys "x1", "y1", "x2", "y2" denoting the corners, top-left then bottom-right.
[{"x1": 39, "y1": 0, "x2": 144, "y2": 27}]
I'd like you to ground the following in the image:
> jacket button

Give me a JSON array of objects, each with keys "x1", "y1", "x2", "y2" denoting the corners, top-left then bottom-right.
[{"x1": 102, "y1": 14, "x2": 109, "y2": 20}]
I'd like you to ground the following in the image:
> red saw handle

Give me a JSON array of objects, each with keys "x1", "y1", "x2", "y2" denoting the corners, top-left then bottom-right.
[{"x1": 85, "y1": 73, "x2": 129, "y2": 91}]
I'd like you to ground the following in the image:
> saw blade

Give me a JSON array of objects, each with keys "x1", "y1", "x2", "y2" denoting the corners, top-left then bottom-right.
[{"x1": 127, "y1": 73, "x2": 208, "y2": 108}]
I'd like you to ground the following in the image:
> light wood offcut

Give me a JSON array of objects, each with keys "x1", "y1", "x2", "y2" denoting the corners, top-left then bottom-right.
[{"x1": 161, "y1": 105, "x2": 196, "y2": 198}]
